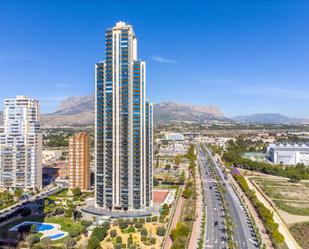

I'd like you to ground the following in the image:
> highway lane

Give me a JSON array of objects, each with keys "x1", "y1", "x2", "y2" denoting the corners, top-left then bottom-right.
[
  {"x1": 198, "y1": 144, "x2": 228, "y2": 249},
  {"x1": 203, "y1": 145, "x2": 259, "y2": 249}
]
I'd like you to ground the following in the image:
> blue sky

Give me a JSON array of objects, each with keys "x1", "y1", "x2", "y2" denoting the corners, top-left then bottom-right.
[{"x1": 1, "y1": 1, "x2": 309, "y2": 117}]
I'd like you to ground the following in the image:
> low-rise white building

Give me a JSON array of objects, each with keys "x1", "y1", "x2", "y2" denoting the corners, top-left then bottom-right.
[
  {"x1": 164, "y1": 133, "x2": 184, "y2": 141},
  {"x1": 42, "y1": 150, "x2": 62, "y2": 164},
  {"x1": 267, "y1": 143, "x2": 309, "y2": 165}
]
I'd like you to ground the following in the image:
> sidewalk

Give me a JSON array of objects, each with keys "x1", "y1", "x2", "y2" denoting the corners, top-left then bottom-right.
[{"x1": 163, "y1": 193, "x2": 184, "y2": 249}]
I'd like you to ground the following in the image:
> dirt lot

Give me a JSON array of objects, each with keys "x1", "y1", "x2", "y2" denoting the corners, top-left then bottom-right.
[{"x1": 241, "y1": 169, "x2": 309, "y2": 248}]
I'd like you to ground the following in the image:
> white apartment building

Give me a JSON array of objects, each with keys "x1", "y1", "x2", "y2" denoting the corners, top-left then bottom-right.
[
  {"x1": 0, "y1": 96, "x2": 42, "y2": 190},
  {"x1": 267, "y1": 143, "x2": 309, "y2": 165}
]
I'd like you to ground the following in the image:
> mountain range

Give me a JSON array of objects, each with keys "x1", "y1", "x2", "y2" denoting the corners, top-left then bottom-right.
[
  {"x1": 0, "y1": 95, "x2": 308, "y2": 126},
  {"x1": 233, "y1": 113, "x2": 309, "y2": 124}
]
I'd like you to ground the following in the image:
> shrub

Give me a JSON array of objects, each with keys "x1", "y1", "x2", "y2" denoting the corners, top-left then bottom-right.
[
  {"x1": 170, "y1": 222, "x2": 190, "y2": 241},
  {"x1": 146, "y1": 217, "x2": 151, "y2": 222},
  {"x1": 139, "y1": 217, "x2": 145, "y2": 223},
  {"x1": 151, "y1": 216, "x2": 158, "y2": 222},
  {"x1": 69, "y1": 228, "x2": 81, "y2": 237},
  {"x1": 115, "y1": 236, "x2": 122, "y2": 244},
  {"x1": 55, "y1": 207, "x2": 65, "y2": 215},
  {"x1": 133, "y1": 217, "x2": 138, "y2": 223},
  {"x1": 102, "y1": 221, "x2": 111, "y2": 230},
  {"x1": 127, "y1": 234, "x2": 133, "y2": 246},
  {"x1": 119, "y1": 219, "x2": 129, "y2": 229},
  {"x1": 81, "y1": 220, "x2": 92, "y2": 228},
  {"x1": 141, "y1": 235, "x2": 147, "y2": 242},
  {"x1": 140, "y1": 228, "x2": 147, "y2": 237},
  {"x1": 30, "y1": 224, "x2": 37, "y2": 234},
  {"x1": 150, "y1": 237, "x2": 156, "y2": 244},
  {"x1": 110, "y1": 229, "x2": 117, "y2": 238},
  {"x1": 114, "y1": 245, "x2": 122, "y2": 249},
  {"x1": 156, "y1": 226, "x2": 166, "y2": 236},
  {"x1": 127, "y1": 225, "x2": 135, "y2": 233},
  {"x1": 135, "y1": 221, "x2": 143, "y2": 229},
  {"x1": 92, "y1": 227, "x2": 107, "y2": 241}
]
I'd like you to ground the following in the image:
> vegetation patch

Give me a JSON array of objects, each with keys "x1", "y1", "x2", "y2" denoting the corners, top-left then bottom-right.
[{"x1": 290, "y1": 222, "x2": 309, "y2": 249}]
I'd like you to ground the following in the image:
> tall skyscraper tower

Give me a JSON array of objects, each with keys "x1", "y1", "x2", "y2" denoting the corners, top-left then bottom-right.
[
  {"x1": 0, "y1": 96, "x2": 42, "y2": 190},
  {"x1": 95, "y1": 21, "x2": 153, "y2": 212},
  {"x1": 68, "y1": 132, "x2": 90, "y2": 190}
]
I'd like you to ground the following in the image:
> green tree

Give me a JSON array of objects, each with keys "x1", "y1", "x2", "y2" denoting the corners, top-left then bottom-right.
[
  {"x1": 92, "y1": 226, "x2": 107, "y2": 241},
  {"x1": 174, "y1": 155, "x2": 182, "y2": 167},
  {"x1": 156, "y1": 226, "x2": 166, "y2": 236},
  {"x1": 30, "y1": 224, "x2": 37, "y2": 234},
  {"x1": 72, "y1": 187, "x2": 82, "y2": 197},
  {"x1": 115, "y1": 236, "x2": 122, "y2": 244},
  {"x1": 127, "y1": 234, "x2": 133, "y2": 247},
  {"x1": 14, "y1": 188, "x2": 23, "y2": 199},
  {"x1": 140, "y1": 228, "x2": 147, "y2": 237},
  {"x1": 87, "y1": 236, "x2": 102, "y2": 249},
  {"x1": 110, "y1": 229, "x2": 117, "y2": 238},
  {"x1": 165, "y1": 164, "x2": 171, "y2": 170},
  {"x1": 179, "y1": 170, "x2": 186, "y2": 185}
]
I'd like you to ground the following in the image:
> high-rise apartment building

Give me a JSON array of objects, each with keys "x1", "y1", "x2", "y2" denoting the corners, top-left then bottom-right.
[
  {"x1": 95, "y1": 21, "x2": 153, "y2": 212},
  {"x1": 68, "y1": 132, "x2": 90, "y2": 190},
  {"x1": 0, "y1": 96, "x2": 42, "y2": 190}
]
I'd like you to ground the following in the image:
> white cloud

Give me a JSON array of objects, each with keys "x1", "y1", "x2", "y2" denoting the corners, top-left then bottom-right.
[{"x1": 151, "y1": 56, "x2": 179, "y2": 65}]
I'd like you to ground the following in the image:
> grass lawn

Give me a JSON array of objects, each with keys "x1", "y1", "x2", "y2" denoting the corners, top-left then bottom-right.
[
  {"x1": 44, "y1": 217, "x2": 83, "y2": 234},
  {"x1": 274, "y1": 200, "x2": 309, "y2": 216}
]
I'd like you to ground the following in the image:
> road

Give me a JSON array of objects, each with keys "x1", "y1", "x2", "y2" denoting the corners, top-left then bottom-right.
[
  {"x1": 198, "y1": 144, "x2": 259, "y2": 249},
  {"x1": 0, "y1": 182, "x2": 65, "y2": 219},
  {"x1": 197, "y1": 144, "x2": 228, "y2": 249}
]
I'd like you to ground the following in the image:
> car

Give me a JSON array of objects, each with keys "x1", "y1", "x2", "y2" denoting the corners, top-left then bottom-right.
[
  {"x1": 209, "y1": 186, "x2": 212, "y2": 189},
  {"x1": 214, "y1": 221, "x2": 219, "y2": 226}
]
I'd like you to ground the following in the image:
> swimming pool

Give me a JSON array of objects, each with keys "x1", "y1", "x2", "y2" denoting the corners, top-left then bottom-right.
[
  {"x1": 9, "y1": 221, "x2": 68, "y2": 241},
  {"x1": 9, "y1": 221, "x2": 54, "y2": 231},
  {"x1": 47, "y1": 233, "x2": 65, "y2": 239},
  {"x1": 37, "y1": 223, "x2": 54, "y2": 231}
]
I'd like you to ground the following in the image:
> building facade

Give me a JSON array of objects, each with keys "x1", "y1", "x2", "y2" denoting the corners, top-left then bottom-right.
[
  {"x1": 68, "y1": 132, "x2": 90, "y2": 190},
  {"x1": 0, "y1": 96, "x2": 42, "y2": 190},
  {"x1": 267, "y1": 143, "x2": 309, "y2": 165},
  {"x1": 164, "y1": 133, "x2": 184, "y2": 141},
  {"x1": 95, "y1": 21, "x2": 153, "y2": 211}
]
